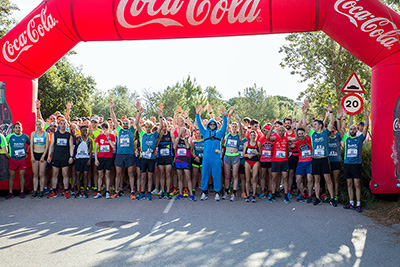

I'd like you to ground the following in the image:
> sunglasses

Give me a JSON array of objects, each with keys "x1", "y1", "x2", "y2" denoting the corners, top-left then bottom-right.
[
  {"x1": 123, "y1": 122, "x2": 129, "y2": 125},
  {"x1": 50, "y1": 118, "x2": 56, "y2": 120}
]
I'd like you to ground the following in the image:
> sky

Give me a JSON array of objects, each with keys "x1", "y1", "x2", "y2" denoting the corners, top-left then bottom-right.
[{"x1": 10, "y1": 0, "x2": 308, "y2": 101}]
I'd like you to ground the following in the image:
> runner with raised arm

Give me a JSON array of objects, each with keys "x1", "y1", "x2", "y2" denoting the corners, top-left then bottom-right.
[{"x1": 243, "y1": 130, "x2": 261, "y2": 203}]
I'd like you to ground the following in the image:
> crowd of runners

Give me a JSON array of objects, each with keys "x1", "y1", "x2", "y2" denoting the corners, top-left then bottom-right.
[{"x1": 0, "y1": 99, "x2": 370, "y2": 212}]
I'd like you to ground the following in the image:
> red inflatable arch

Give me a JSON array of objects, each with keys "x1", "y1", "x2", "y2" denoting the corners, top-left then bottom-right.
[{"x1": 0, "y1": 0, "x2": 400, "y2": 195}]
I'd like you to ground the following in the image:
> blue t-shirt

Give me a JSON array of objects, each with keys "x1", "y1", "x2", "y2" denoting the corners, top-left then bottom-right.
[
  {"x1": 328, "y1": 132, "x2": 342, "y2": 163},
  {"x1": 116, "y1": 126, "x2": 135, "y2": 155},
  {"x1": 139, "y1": 130, "x2": 159, "y2": 160},
  {"x1": 6, "y1": 133, "x2": 30, "y2": 160},
  {"x1": 343, "y1": 134, "x2": 365, "y2": 164},
  {"x1": 309, "y1": 129, "x2": 331, "y2": 158}
]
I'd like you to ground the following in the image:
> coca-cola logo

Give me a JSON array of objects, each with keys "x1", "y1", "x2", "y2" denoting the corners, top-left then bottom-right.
[
  {"x1": 393, "y1": 118, "x2": 400, "y2": 131},
  {"x1": 2, "y1": 7, "x2": 58, "y2": 63},
  {"x1": 116, "y1": 0, "x2": 261, "y2": 28},
  {"x1": 334, "y1": 0, "x2": 400, "y2": 48}
]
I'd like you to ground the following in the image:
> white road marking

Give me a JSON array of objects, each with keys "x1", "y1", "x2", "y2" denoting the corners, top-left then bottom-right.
[{"x1": 163, "y1": 198, "x2": 175, "y2": 214}]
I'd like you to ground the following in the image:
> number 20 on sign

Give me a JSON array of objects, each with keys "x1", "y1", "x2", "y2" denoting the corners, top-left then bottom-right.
[{"x1": 341, "y1": 93, "x2": 364, "y2": 115}]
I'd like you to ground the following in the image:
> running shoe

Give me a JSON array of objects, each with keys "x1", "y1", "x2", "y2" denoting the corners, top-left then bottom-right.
[
  {"x1": 200, "y1": 193, "x2": 208, "y2": 201},
  {"x1": 19, "y1": 192, "x2": 26, "y2": 199},
  {"x1": 38, "y1": 191, "x2": 44, "y2": 198},
  {"x1": 267, "y1": 194, "x2": 276, "y2": 203},
  {"x1": 245, "y1": 196, "x2": 250, "y2": 202},
  {"x1": 297, "y1": 195, "x2": 306, "y2": 202},
  {"x1": 83, "y1": 191, "x2": 89, "y2": 199},
  {"x1": 189, "y1": 194, "x2": 196, "y2": 202},
  {"x1": 75, "y1": 191, "x2": 82, "y2": 198},
  {"x1": 307, "y1": 196, "x2": 312, "y2": 203},
  {"x1": 94, "y1": 192, "x2": 102, "y2": 199},
  {"x1": 183, "y1": 188, "x2": 189, "y2": 197},
  {"x1": 356, "y1": 206, "x2": 362, "y2": 213},
  {"x1": 31, "y1": 191, "x2": 38, "y2": 199},
  {"x1": 215, "y1": 193, "x2": 220, "y2": 201},
  {"x1": 111, "y1": 191, "x2": 119, "y2": 199},
  {"x1": 131, "y1": 192, "x2": 136, "y2": 200},
  {"x1": 222, "y1": 192, "x2": 229, "y2": 200},
  {"x1": 47, "y1": 191, "x2": 57, "y2": 199},
  {"x1": 241, "y1": 193, "x2": 247, "y2": 199},
  {"x1": 151, "y1": 189, "x2": 159, "y2": 195},
  {"x1": 175, "y1": 194, "x2": 184, "y2": 200},
  {"x1": 284, "y1": 195, "x2": 290, "y2": 204},
  {"x1": 5, "y1": 193, "x2": 14, "y2": 199},
  {"x1": 158, "y1": 191, "x2": 164, "y2": 199},
  {"x1": 251, "y1": 196, "x2": 256, "y2": 203},
  {"x1": 313, "y1": 198, "x2": 322, "y2": 206},
  {"x1": 147, "y1": 192, "x2": 152, "y2": 201},
  {"x1": 343, "y1": 204, "x2": 355, "y2": 210},
  {"x1": 70, "y1": 190, "x2": 76, "y2": 196},
  {"x1": 64, "y1": 191, "x2": 70, "y2": 199},
  {"x1": 230, "y1": 194, "x2": 236, "y2": 202},
  {"x1": 268, "y1": 193, "x2": 273, "y2": 199},
  {"x1": 137, "y1": 193, "x2": 145, "y2": 200},
  {"x1": 259, "y1": 193, "x2": 266, "y2": 199},
  {"x1": 43, "y1": 188, "x2": 50, "y2": 195},
  {"x1": 330, "y1": 198, "x2": 338, "y2": 207},
  {"x1": 287, "y1": 192, "x2": 293, "y2": 199},
  {"x1": 334, "y1": 195, "x2": 338, "y2": 201},
  {"x1": 106, "y1": 192, "x2": 111, "y2": 199}
]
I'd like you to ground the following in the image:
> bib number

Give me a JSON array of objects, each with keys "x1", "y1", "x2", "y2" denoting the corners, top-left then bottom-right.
[
  {"x1": 314, "y1": 148, "x2": 324, "y2": 157},
  {"x1": 262, "y1": 150, "x2": 271, "y2": 158},
  {"x1": 142, "y1": 152, "x2": 152, "y2": 159},
  {"x1": 14, "y1": 149, "x2": 26, "y2": 158},
  {"x1": 160, "y1": 148, "x2": 170, "y2": 156},
  {"x1": 57, "y1": 138, "x2": 67, "y2": 146},
  {"x1": 239, "y1": 151, "x2": 243, "y2": 158},
  {"x1": 34, "y1": 137, "x2": 44, "y2": 144},
  {"x1": 347, "y1": 149, "x2": 358, "y2": 158},
  {"x1": 227, "y1": 139, "x2": 237, "y2": 147},
  {"x1": 120, "y1": 136, "x2": 130, "y2": 147},
  {"x1": 177, "y1": 148, "x2": 187, "y2": 156},
  {"x1": 100, "y1": 145, "x2": 110, "y2": 153},
  {"x1": 276, "y1": 151, "x2": 286, "y2": 158},
  {"x1": 302, "y1": 150, "x2": 311, "y2": 158}
]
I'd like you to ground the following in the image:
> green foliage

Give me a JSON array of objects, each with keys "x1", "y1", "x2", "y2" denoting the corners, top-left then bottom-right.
[
  {"x1": 0, "y1": 0, "x2": 19, "y2": 38},
  {"x1": 91, "y1": 85, "x2": 140, "y2": 119},
  {"x1": 279, "y1": 32, "x2": 371, "y2": 120},
  {"x1": 232, "y1": 84, "x2": 301, "y2": 126},
  {"x1": 142, "y1": 76, "x2": 225, "y2": 120},
  {"x1": 337, "y1": 142, "x2": 376, "y2": 208},
  {"x1": 38, "y1": 53, "x2": 96, "y2": 119}
]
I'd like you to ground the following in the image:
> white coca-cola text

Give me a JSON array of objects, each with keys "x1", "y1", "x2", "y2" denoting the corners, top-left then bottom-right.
[
  {"x1": 116, "y1": 0, "x2": 261, "y2": 28},
  {"x1": 334, "y1": 0, "x2": 400, "y2": 48},
  {"x1": 2, "y1": 7, "x2": 58, "y2": 63},
  {"x1": 393, "y1": 118, "x2": 400, "y2": 132}
]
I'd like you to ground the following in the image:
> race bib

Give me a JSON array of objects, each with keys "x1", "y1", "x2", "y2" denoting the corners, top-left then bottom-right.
[
  {"x1": 142, "y1": 151, "x2": 152, "y2": 159},
  {"x1": 160, "y1": 148, "x2": 170, "y2": 156},
  {"x1": 34, "y1": 137, "x2": 44, "y2": 144},
  {"x1": 276, "y1": 151, "x2": 286, "y2": 158},
  {"x1": 227, "y1": 139, "x2": 237, "y2": 147},
  {"x1": 314, "y1": 148, "x2": 324, "y2": 157},
  {"x1": 347, "y1": 149, "x2": 358, "y2": 157},
  {"x1": 177, "y1": 148, "x2": 187, "y2": 156},
  {"x1": 302, "y1": 150, "x2": 311, "y2": 158},
  {"x1": 262, "y1": 150, "x2": 271, "y2": 158},
  {"x1": 100, "y1": 145, "x2": 110, "y2": 153},
  {"x1": 329, "y1": 151, "x2": 338, "y2": 157},
  {"x1": 248, "y1": 149, "x2": 256, "y2": 156},
  {"x1": 239, "y1": 151, "x2": 243, "y2": 158},
  {"x1": 57, "y1": 138, "x2": 67, "y2": 146},
  {"x1": 120, "y1": 136, "x2": 130, "y2": 147},
  {"x1": 14, "y1": 149, "x2": 26, "y2": 158}
]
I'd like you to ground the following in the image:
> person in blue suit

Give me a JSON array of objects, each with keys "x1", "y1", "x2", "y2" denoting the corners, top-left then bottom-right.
[{"x1": 195, "y1": 105, "x2": 234, "y2": 201}]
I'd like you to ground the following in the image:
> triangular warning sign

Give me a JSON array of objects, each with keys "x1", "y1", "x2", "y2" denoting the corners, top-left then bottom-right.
[{"x1": 341, "y1": 73, "x2": 365, "y2": 93}]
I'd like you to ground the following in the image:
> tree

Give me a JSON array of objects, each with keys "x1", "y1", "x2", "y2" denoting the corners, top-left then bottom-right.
[
  {"x1": 279, "y1": 32, "x2": 371, "y2": 119},
  {"x1": 0, "y1": 0, "x2": 19, "y2": 38},
  {"x1": 38, "y1": 52, "x2": 96, "y2": 119},
  {"x1": 91, "y1": 85, "x2": 140, "y2": 119}
]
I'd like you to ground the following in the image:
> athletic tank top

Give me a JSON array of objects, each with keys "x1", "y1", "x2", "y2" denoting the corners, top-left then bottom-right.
[
  {"x1": 158, "y1": 131, "x2": 173, "y2": 159},
  {"x1": 33, "y1": 131, "x2": 46, "y2": 146},
  {"x1": 245, "y1": 142, "x2": 259, "y2": 161},
  {"x1": 224, "y1": 133, "x2": 240, "y2": 149},
  {"x1": 53, "y1": 131, "x2": 71, "y2": 161},
  {"x1": 175, "y1": 138, "x2": 191, "y2": 163},
  {"x1": 193, "y1": 140, "x2": 204, "y2": 157}
]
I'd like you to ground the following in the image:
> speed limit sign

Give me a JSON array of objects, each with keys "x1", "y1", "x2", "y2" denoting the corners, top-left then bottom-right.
[{"x1": 341, "y1": 93, "x2": 364, "y2": 115}]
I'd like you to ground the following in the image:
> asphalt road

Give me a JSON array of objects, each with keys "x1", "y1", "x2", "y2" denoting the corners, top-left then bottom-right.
[{"x1": 0, "y1": 192, "x2": 399, "y2": 267}]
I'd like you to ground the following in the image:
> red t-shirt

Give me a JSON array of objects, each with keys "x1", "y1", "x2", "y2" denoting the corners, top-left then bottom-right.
[
  {"x1": 293, "y1": 136, "x2": 312, "y2": 162},
  {"x1": 285, "y1": 130, "x2": 299, "y2": 156},
  {"x1": 272, "y1": 135, "x2": 289, "y2": 162},
  {"x1": 259, "y1": 136, "x2": 274, "y2": 163},
  {"x1": 95, "y1": 134, "x2": 116, "y2": 158}
]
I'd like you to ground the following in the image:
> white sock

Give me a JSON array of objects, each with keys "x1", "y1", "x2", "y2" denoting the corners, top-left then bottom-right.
[
  {"x1": 350, "y1": 200, "x2": 354, "y2": 206},
  {"x1": 356, "y1": 201, "x2": 361, "y2": 207}
]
